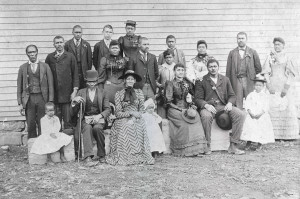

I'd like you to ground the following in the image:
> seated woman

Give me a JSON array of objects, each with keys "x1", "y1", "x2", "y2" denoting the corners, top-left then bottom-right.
[
  {"x1": 97, "y1": 40, "x2": 129, "y2": 104},
  {"x1": 106, "y1": 70, "x2": 154, "y2": 165},
  {"x1": 165, "y1": 63, "x2": 208, "y2": 156}
]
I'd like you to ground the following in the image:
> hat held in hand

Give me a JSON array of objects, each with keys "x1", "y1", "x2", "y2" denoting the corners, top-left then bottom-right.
[
  {"x1": 181, "y1": 108, "x2": 200, "y2": 124},
  {"x1": 215, "y1": 110, "x2": 232, "y2": 130}
]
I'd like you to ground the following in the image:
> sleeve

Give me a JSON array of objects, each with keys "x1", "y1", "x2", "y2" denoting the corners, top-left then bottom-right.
[
  {"x1": 158, "y1": 53, "x2": 164, "y2": 66},
  {"x1": 181, "y1": 50, "x2": 186, "y2": 67},
  {"x1": 137, "y1": 90, "x2": 145, "y2": 112},
  {"x1": 87, "y1": 42, "x2": 93, "y2": 70},
  {"x1": 244, "y1": 92, "x2": 254, "y2": 111},
  {"x1": 262, "y1": 93, "x2": 270, "y2": 113},
  {"x1": 115, "y1": 91, "x2": 131, "y2": 118},
  {"x1": 100, "y1": 90, "x2": 111, "y2": 119},
  {"x1": 71, "y1": 54, "x2": 79, "y2": 88},
  {"x1": 164, "y1": 80, "x2": 174, "y2": 106},
  {"x1": 285, "y1": 57, "x2": 296, "y2": 85},
  {"x1": 154, "y1": 55, "x2": 159, "y2": 80},
  {"x1": 194, "y1": 80, "x2": 207, "y2": 109},
  {"x1": 118, "y1": 36, "x2": 124, "y2": 57},
  {"x1": 226, "y1": 78, "x2": 237, "y2": 105},
  {"x1": 54, "y1": 116, "x2": 61, "y2": 133},
  {"x1": 97, "y1": 57, "x2": 107, "y2": 84},
  {"x1": 128, "y1": 56, "x2": 135, "y2": 71},
  {"x1": 93, "y1": 43, "x2": 99, "y2": 68},
  {"x1": 17, "y1": 66, "x2": 23, "y2": 105},
  {"x1": 253, "y1": 50, "x2": 262, "y2": 74},
  {"x1": 45, "y1": 64, "x2": 54, "y2": 102},
  {"x1": 225, "y1": 51, "x2": 232, "y2": 78}
]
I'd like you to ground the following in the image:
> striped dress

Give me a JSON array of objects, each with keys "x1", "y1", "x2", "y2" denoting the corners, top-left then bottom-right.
[{"x1": 106, "y1": 89, "x2": 155, "y2": 165}]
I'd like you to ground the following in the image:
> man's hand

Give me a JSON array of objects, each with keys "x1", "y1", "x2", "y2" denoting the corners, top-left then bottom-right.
[
  {"x1": 204, "y1": 104, "x2": 216, "y2": 114},
  {"x1": 71, "y1": 90, "x2": 77, "y2": 101},
  {"x1": 50, "y1": 133, "x2": 57, "y2": 139},
  {"x1": 72, "y1": 96, "x2": 85, "y2": 104},
  {"x1": 224, "y1": 102, "x2": 232, "y2": 112},
  {"x1": 191, "y1": 104, "x2": 197, "y2": 110},
  {"x1": 19, "y1": 105, "x2": 25, "y2": 116}
]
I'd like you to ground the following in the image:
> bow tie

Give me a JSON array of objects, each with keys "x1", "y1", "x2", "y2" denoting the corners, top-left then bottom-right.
[
  {"x1": 239, "y1": 48, "x2": 245, "y2": 51},
  {"x1": 124, "y1": 86, "x2": 137, "y2": 104}
]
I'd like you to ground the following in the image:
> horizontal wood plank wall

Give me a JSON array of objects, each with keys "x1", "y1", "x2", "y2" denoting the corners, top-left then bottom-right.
[{"x1": 0, "y1": 0, "x2": 299, "y2": 121}]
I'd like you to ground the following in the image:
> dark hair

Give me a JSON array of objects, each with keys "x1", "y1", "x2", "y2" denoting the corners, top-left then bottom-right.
[
  {"x1": 53, "y1": 35, "x2": 64, "y2": 43},
  {"x1": 273, "y1": 37, "x2": 285, "y2": 45},
  {"x1": 166, "y1": 35, "x2": 176, "y2": 42},
  {"x1": 138, "y1": 37, "x2": 148, "y2": 44},
  {"x1": 26, "y1": 45, "x2": 38, "y2": 53},
  {"x1": 103, "y1": 24, "x2": 113, "y2": 31},
  {"x1": 237, "y1": 32, "x2": 247, "y2": 39},
  {"x1": 109, "y1": 40, "x2": 120, "y2": 48},
  {"x1": 173, "y1": 63, "x2": 185, "y2": 71},
  {"x1": 45, "y1": 102, "x2": 55, "y2": 109},
  {"x1": 207, "y1": 59, "x2": 219, "y2": 67},
  {"x1": 72, "y1": 25, "x2": 82, "y2": 31},
  {"x1": 197, "y1": 40, "x2": 207, "y2": 48},
  {"x1": 163, "y1": 49, "x2": 174, "y2": 58}
]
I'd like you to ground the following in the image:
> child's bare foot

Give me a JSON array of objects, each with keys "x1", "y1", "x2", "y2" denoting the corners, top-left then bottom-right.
[{"x1": 60, "y1": 156, "x2": 67, "y2": 163}]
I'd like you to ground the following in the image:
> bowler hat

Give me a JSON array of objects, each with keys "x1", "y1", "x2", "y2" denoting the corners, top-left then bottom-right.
[
  {"x1": 118, "y1": 70, "x2": 142, "y2": 82},
  {"x1": 85, "y1": 70, "x2": 99, "y2": 82},
  {"x1": 181, "y1": 108, "x2": 200, "y2": 124},
  {"x1": 215, "y1": 110, "x2": 232, "y2": 130},
  {"x1": 251, "y1": 74, "x2": 267, "y2": 83}
]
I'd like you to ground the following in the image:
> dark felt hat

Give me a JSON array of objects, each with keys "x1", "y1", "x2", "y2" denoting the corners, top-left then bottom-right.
[
  {"x1": 273, "y1": 37, "x2": 285, "y2": 45},
  {"x1": 85, "y1": 70, "x2": 99, "y2": 82},
  {"x1": 125, "y1": 20, "x2": 137, "y2": 27},
  {"x1": 109, "y1": 40, "x2": 120, "y2": 48},
  {"x1": 197, "y1": 40, "x2": 207, "y2": 48},
  {"x1": 251, "y1": 74, "x2": 267, "y2": 83},
  {"x1": 181, "y1": 108, "x2": 200, "y2": 124},
  {"x1": 215, "y1": 110, "x2": 232, "y2": 130},
  {"x1": 118, "y1": 70, "x2": 142, "y2": 82}
]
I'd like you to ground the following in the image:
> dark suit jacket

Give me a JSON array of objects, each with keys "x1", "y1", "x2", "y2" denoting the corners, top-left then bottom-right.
[
  {"x1": 93, "y1": 40, "x2": 110, "y2": 70},
  {"x1": 64, "y1": 38, "x2": 92, "y2": 78},
  {"x1": 194, "y1": 74, "x2": 236, "y2": 109},
  {"x1": 128, "y1": 52, "x2": 159, "y2": 93},
  {"x1": 17, "y1": 62, "x2": 54, "y2": 107},
  {"x1": 226, "y1": 46, "x2": 261, "y2": 98},
  {"x1": 45, "y1": 51, "x2": 79, "y2": 103},
  {"x1": 70, "y1": 87, "x2": 111, "y2": 120}
]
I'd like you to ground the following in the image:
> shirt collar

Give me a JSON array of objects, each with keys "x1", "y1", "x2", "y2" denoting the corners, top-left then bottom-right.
[
  {"x1": 28, "y1": 60, "x2": 39, "y2": 65},
  {"x1": 73, "y1": 38, "x2": 82, "y2": 45},
  {"x1": 139, "y1": 50, "x2": 147, "y2": 55},
  {"x1": 238, "y1": 46, "x2": 247, "y2": 51},
  {"x1": 56, "y1": 50, "x2": 64, "y2": 56}
]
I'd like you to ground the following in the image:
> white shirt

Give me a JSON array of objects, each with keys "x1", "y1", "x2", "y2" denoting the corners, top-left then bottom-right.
[
  {"x1": 28, "y1": 60, "x2": 39, "y2": 73},
  {"x1": 139, "y1": 50, "x2": 147, "y2": 61},
  {"x1": 238, "y1": 46, "x2": 246, "y2": 58},
  {"x1": 210, "y1": 76, "x2": 218, "y2": 84},
  {"x1": 73, "y1": 38, "x2": 82, "y2": 46},
  {"x1": 88, "y1": 88, "x2": 96, "y2": 101},
  {"x1": 104, "y1": 39, "x2": 111, "y2": 48}
]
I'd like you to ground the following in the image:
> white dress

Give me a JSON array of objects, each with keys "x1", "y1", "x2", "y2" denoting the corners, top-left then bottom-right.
[
  {"x1": 240, "y1": 90, "x2": 275, "y2": 144},
  {"x1": 30, "y1": 115, "x2": 72, "y2": 155},
  {"x1": 142, "y1": 112, "x2": 166, "y2": 153}
]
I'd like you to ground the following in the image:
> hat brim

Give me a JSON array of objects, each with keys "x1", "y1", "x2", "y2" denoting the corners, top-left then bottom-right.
[
  {"x1": 181, "y1": 109, "x2": 200, "y2": 124},
  {"x1": 215, "y1": 110, "x2": 232, "y2": 130},
  {"x1": 118, "y1": 73, "x2": 142, "y2": 82},
  {"x1": 251, "y1": 78, "x2": 267, "y2": 83},
  {"x1": 85, "y1": 77, "x2": 99, "y2": 82}
]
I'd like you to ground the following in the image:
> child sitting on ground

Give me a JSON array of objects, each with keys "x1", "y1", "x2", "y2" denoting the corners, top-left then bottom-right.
[
  {"x1": 142, "y1": 99, "x2": 166, "y2": 158},
  {"x1": 30, "y1": 102, "x2": 72, "y2": 162},
  {"x1": 240, "y1": 74, "x2": 275, "y2": 150}
]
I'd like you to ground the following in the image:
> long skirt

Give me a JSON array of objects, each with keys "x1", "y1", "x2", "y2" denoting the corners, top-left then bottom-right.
[
  {"x1": 168, "y1": 108, "x2": 207, "y2": 156},
  {"x1": 106, "y1": 117, "x2": 155, "y2": 165}
]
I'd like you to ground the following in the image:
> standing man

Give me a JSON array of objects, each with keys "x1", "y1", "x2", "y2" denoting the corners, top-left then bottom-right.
[
  {"x1": 46, "y1": 36, "x2": 79, "y2": 130},
  {"x1": 118, "y1": 20, "x2": 141, "y2": 60},
  {"x1": 93, "y1": 24, "x2": 114, "y2": 70},
  {"x1": 129, "y1": 37, "x2": 159, "y2": 100},
  {"x1": 65, "y1": 25, "x2": 92, "y2": 89},
  {"x1": 17, "y1": 45, "x2": 54, "y2": 138},
  {"x1": 71, "y1": 70, "x2": 111, "y2": 164},
  {"x1": 226, "y1": 32, "x2": 262, "y2": 109},
  {"x1": 158, "y1": 35, "x2": 186, "y2": 67},
  {"x1": 195, "y1": 59, "x2": 245, "y2": 155}
]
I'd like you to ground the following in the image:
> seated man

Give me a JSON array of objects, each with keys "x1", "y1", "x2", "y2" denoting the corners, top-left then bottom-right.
[
  {"x1": 71, "y1": 70, "x2": 111, "y2": 164},
  {"x1": 194, "y1": 59, "x2": 245, "y2": 155}
]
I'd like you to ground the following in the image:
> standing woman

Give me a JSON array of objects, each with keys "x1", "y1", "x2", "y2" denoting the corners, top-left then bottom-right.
[
  {"x1": 262, "y1": 37, "x2": 299, "y2": 139},
  {"x1": 106, "y1": 70, "x2": 154, "y2": 165},
  {"x1": 165, "y1": 63, "x2": 207, "y2": 156},
  {"x1": 97, "y1": 40, "x2": 129, "y2": 104}
]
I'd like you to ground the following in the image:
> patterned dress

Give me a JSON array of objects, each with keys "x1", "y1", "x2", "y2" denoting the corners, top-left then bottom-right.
[
  {"x1": 106, "y1": 89, "x2": 155, "y2": 165},
  {"x1": 262, "y1": 51, "x2": 299, "y2": 139},
  {"x1": 165, "y1": 78, "x2": 207, "y2": 156}
]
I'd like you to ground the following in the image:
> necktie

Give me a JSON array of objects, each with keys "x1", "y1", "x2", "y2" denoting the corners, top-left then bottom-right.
[
  {"x1": 144, "y1": 53, "x2": 147, "y2": 62},
  {"x1": 76, "y1": 40, "x2": 80, "y2": 47}
]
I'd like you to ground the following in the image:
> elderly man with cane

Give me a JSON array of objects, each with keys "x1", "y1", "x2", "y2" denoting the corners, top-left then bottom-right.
[{"x1": 71, "y1": 70, "x2": 111, "y2": 165}]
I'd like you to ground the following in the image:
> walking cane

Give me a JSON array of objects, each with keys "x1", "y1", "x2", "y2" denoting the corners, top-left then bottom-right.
[{"x1": 77, "y1": 102, "x2": 83, "y2": 162}]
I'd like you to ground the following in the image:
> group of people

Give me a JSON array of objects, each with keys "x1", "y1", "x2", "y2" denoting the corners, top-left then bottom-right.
[{"x1": 17, "y1": 20, "x2": 299, "y2": 166}]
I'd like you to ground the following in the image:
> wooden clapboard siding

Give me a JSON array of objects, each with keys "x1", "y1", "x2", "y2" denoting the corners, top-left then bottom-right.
[{"x1": 0, "y1": 0, "x2": 299, "y2": 121}]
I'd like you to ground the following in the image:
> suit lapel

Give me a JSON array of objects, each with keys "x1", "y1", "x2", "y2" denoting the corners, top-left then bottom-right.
[
  {"x1": 70, "y1": 41, "x2": 76, "y2": 55},
  {"x1": 216, "y1": 74, "x2": 223, "y2": 87},
  {"x1": 24, "y1": 63, "x2": 30, "y2": 88},
  {"x1": 80, "y1": 40, "x2": 85, "y2": 57},
  {"x1": 96, "y1": 87, "x2": 102, "y2": 112},
  {"x1": 138, "y1": 53, "x2": 146, "y2": 64}
]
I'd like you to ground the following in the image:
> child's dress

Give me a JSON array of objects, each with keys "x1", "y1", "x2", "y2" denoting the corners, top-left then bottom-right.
[
  {"x1": 142, "y1": 112, "x2": 166, "y2": 153},
  {"x1": 30, "y1": 115, "x2": 72, "y2": 154},
  {"x1": 240, "y1": 90, "x2": 275, "y2": 144}
]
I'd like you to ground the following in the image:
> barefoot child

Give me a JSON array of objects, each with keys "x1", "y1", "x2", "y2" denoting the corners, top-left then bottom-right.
[
  {"x1": 30, "y1": 102, "x2": 72, "y2": 162},
  {"x1": 240, "y1": 74, "x2": 275, "y2": 150},
  {"x1": 142, "y1": 99, "x2": 166, "y2": 158}
]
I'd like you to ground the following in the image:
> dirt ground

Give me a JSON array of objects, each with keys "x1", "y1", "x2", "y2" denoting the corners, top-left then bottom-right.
[{"x1": 0, "y1": 141, "x2": 299, "y2": 199}]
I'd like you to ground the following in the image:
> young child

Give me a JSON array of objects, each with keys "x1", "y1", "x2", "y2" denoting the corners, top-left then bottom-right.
[
  {"x1": 142, "y1": 99, "x2": 166, "y2": 158},
  {"x1": 30, "y1": 102, "x2": 73, "y2": 162},
  {"x1": 240, "y1": 74, "x2": 275, "y2": 150}
]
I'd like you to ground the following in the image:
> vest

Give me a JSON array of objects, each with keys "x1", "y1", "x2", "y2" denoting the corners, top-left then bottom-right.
[
  {"x1": 85, "y1": 89, "x2": 100, "y2": 116},
  {"x1": 28, "y1": 65, "x2": 41, "y2": 93},
  {"x1": 238, "y1": 56, "x2": 247, "y2": 77}
]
